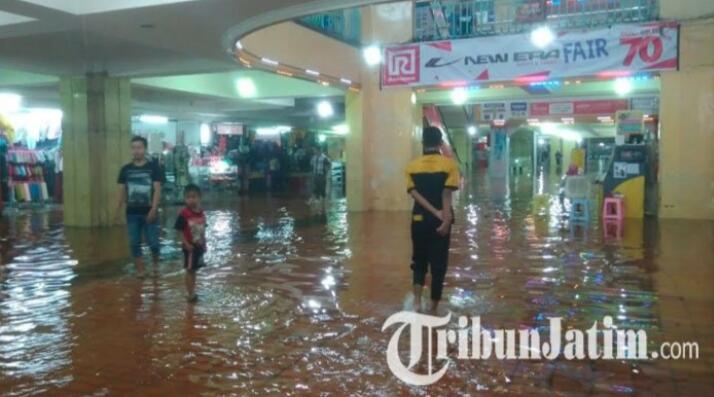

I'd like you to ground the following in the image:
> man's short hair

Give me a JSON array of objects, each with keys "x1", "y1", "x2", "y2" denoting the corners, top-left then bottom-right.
[
  {"x1": 423, "y1": 126, "x2": 443, "y2": 147},
  {"x1": 131, "y1": 135, "x2": 148, "y2": 148}
]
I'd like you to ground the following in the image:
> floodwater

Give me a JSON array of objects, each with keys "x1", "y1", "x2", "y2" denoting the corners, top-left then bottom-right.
[{"x1": 0, "y1": 171, "x2": 712, "y2": 396}]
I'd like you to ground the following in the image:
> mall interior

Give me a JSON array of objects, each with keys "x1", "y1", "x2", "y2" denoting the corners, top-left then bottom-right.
[{"x1": 0, "y1": 0, "x2": 713, "y2": 395}]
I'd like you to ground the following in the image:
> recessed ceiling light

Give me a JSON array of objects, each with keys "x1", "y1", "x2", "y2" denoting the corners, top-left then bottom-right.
[
  {"x1": 236, "y1": 78, "x2": 257, "y2": 98},
  {"x1": 316, "y1": 101, "x2": 334, "y2": 118}
]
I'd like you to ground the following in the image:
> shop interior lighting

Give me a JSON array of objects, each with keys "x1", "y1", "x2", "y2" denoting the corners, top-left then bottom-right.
[
  {"x1": 256, "y1": 125, "x2": 291, "y2": 136},
  {"x1": 332, "y1": 124, "x2": 349, "y2": 135},
  {"x1": 138, "y1": 114, "x2": 168, "y2": 124},
  {"x1": 0, "y1": 93, "x2": 22, "y2": 114},
  {"x1": 200, "y1": 123, "x2": 211, "y2": 146}
]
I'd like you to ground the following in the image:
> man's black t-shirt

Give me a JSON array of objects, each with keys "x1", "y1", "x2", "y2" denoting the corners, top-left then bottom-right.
[{"x1": 117, "y1": 160, "x2": 162, "y2": 215}]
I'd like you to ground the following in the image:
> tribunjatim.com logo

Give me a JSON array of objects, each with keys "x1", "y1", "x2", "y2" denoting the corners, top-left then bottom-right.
[{"x1": 382, "y1": 312, "x2": 700, "y2": 386}]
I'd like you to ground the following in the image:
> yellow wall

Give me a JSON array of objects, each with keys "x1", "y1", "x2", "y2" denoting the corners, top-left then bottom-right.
[
  {"x1": 658, "y1": 4, "x2": 714, "y2": 219},
  {"x1": 242, "y1": 21, "x2": 362, "y2": 84}
]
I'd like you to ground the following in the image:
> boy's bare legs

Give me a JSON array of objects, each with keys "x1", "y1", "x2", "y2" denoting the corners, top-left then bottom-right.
[{"x1": 185, "y1": 272, "x2": 197, "y2": 302}]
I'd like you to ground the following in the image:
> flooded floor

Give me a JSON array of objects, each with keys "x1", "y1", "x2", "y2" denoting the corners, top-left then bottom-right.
[{"x1": 1, "y1": 172, "x2": 713, "y2": 396}]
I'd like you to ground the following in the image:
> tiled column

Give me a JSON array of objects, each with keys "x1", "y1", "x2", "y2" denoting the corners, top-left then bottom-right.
[
  {"x1": 60, "y1": 74, "x2": 132, "y2": 226},
  {"x1": 345, "y1": 2, "x2": 422, "y2": 212}
]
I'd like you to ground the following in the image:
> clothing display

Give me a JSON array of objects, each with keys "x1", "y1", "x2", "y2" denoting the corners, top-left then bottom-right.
[{"x1": 5, "y1": 148, "x2": 55, "y2": 203}]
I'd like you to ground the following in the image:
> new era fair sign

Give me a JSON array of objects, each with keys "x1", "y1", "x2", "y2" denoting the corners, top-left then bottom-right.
[{"x1": 382, "y1": 22, "x2": 678, "y2": 87}]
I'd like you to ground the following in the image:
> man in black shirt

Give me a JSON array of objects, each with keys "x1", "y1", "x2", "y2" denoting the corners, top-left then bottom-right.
[{"x1": 115, "y1": 136, "x2": 162, "y2": 278}]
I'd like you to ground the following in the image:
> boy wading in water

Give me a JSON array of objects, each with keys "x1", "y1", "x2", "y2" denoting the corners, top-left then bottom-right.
[
  {"x1": 405, "y1": 126, "x2": 460, "y2": 314},
  {"x1": 174, "y1": 184, "x2": 207, "y2": 303}
]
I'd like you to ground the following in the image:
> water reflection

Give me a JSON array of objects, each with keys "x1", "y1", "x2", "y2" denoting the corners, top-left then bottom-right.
[{"x1": 0, "y1": 173, "x2": 712, "y2": 395}]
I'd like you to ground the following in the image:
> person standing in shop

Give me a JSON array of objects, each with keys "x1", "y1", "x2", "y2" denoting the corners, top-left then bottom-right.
[
  {"x1": 115, "y1": 136, "x2": 163, "y2": 278},
  {"x1": 405, "y1": 126, "x2": 460, "y2": 314},
  {"x1": 309, "y1": 146, "x2": 331, "y2": 205}
]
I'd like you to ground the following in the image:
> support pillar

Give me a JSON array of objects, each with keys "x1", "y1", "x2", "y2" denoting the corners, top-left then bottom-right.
[
  {"x1": 346, "y1": 2, "x2": 422, "y2": 212},
  {"x1": 657, "y1": 2, "x2": 714, "y2": 219},
  {"x1": 60, "y1": 74, "x2": 132, "y2": 227}
]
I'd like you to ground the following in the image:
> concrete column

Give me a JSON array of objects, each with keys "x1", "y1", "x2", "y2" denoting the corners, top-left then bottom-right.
[
  {"x1": 60, "y1": 74, "x2": 132, "y2": 227},
  {"x1": 345, "y1": 2, "x2": 422, "y2": 212},
  {"x1": 658, "y1": 2, "x2": 714, "y2": 220}
]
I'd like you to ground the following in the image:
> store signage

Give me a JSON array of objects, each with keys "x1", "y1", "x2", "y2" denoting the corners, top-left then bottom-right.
[
  {"x1": 481, "y1": 102, "x2": 507, "y2": 121},
  {"x1": 530, "y1": 99, "x2": 627, "y2": 116},
  {"x1": 630, "y1": 96, "x2": 659, "y2": 114},
  {"x1": 382, "y1": 22, "x2": 678, "y2": 87},
  {"x1": 510, "y1": 102, "x2": 528, "y2": 118},
  {"x1": 216, "y1": 123, "x2": 244, "y2": 135},
  {"x1": 616, "y1": 110, "x2": 644, "y2": 135}
]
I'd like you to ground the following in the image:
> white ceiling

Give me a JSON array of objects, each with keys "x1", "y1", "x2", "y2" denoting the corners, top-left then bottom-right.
[
  {"x1": 20, "y1": 0, "x2": 200, "y2": 15},
  {"x1": 0, "y1": 0, "x2": 389, "y2": 77},
  {"x1": 0, "y1": 10, "x2": 35, "y2": 26},
  {"x1": 0, "y1": 0, "x2": 391, "y2": 124}
]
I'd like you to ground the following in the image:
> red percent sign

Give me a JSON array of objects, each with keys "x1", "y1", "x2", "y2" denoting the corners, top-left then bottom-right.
[{"x1": 621, "y1": 36, "x2": 663, "y2": 66}]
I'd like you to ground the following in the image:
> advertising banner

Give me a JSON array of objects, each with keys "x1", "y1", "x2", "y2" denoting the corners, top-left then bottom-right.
[
  {"x1": 382, "y1": 22, "x2": 678, "y2": 87},
  {"x1": 530, "y1": 99, "x2": 628, "y2": 116}
]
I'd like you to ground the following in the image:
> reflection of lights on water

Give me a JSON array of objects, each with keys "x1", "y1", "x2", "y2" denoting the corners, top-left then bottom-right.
[{"x1": 321, "y1": 275, "x2": 336, "y2": 289}]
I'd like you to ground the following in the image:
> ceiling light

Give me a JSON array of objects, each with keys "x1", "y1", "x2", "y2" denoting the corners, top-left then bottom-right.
[
  {"x1": 614, "y1": 78, "x2": 633, "y2": 96},
  {"x1": 539, "y1": 122, "x2": 582, "y2": 143},
  {"x1": 332, "y1": 124, "x2": 349, "y2": 135},
  {"x1": 340, "y1": 78, "x2": 352, "y2": 85},
  {"x1": 235, "y1": 41, "x2": 243, "y2": 50},
  {"x1": 236, "y1": 78, "x2": 257, "y2": 98},
  {"x1": 256, "y1": 125, "x2": 291, "y2": 136},
  {"x1": 531, "y1": 26, "x2": 555, "y2": 48},
  {"x1": 318, "y1": 134, "x2": 327, "y2": 143},
  {"x1": 316, "y1": 101, "x2": 334, "y2": 119},
  {"x1": 467, "y1": 125, "x2": 477, "y2": 136},
  {"x1": 305, "y1": 69, "x2": 320, "y2": 76},
  {"x1": 450, "y1": 87, "x2": 468, "y2": 105},
  {"x1": 261, "y1": 57, "x2": 279, "y2": 66},
  {"x1": 138, "y1": 114, "x2": 168, "y2": 124},
  {"x1": 363, "y1": 45, "x2": 382, "y2": 66},
  {"x1": 200, "y1": 123, "x2": 211, "y2": 146},
  {"x1": 0, "y1": 93, "x2": 22, "y2": 114},
  {"x1": 411, "y1": 92, "x2": 417, "y2": 105}
]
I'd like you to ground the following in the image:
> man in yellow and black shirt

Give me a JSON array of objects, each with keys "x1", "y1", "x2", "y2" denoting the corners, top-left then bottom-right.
[{"x1": 405, "y1": 126, "x2": 460, "y2": 313}]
